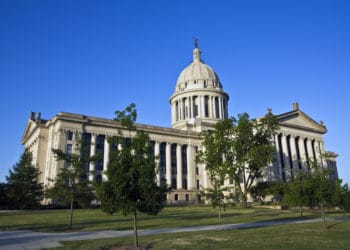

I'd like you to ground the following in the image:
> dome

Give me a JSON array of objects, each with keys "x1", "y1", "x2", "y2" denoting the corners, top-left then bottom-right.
[{"x1": 175, "y1": 47, "x2": 222, "y2": 92}]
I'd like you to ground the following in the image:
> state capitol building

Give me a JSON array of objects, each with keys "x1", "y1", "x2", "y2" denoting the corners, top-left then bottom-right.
[{"x1": 21, "y1": 43, "x2": 338, "y2": 204}]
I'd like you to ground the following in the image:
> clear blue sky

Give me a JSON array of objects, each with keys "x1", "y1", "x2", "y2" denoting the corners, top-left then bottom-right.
[{"x1": 1, "y1": 0, "x2": 349, "y2": 184}]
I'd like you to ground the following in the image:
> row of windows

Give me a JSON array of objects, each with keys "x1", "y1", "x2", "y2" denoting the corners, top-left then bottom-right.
[{"x1": 64, "y1": 131, "x2": 200, "y2": 190}]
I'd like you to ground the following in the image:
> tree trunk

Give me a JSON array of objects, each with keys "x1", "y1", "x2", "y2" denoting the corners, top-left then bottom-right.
[
  {"x1": 133, "y1": 210, "x2": 139, "y2": 247},
  {"x1": 320, "y1": 203, "x2": 327, "y2": 230},
  {"x1": 69, "y1": 201, "x2": 74, "y2": 230},
  {"x1": 218, "y1": 206, "x2": 221, "y2": 224},
  {"x1": 242, "y1": 192, "x2": 248, "y2": 208},
  {"x1": 299, "y1": 206, "x2": 303, "y2": 217}
]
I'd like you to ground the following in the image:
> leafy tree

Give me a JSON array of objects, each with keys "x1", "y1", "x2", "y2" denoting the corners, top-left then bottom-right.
[
  {"x1": 200, "y1": 178, "x2": 229, "y2": 223},
  {"x1": 97, "y1": 103, "x2": 169, "y2": 248},
  {"x1": 6, "y1": 149, "x2": 43, "y2": 209},
  {"x1": 249, "y1": 181, "x2": 280, "y2": 205},
  {"x1": 197, "y1": 112, "x2": 278, "y2": 208},
  {"x1": 307, "y1": 168, "x2": 339, "y2": 230},
  {"x1": 339, "y1": 183, "x2": 350, "y2": 214},
  {"x1": 46, "y1": 133, "x2": 95, "y2": 230},
  {"x1": 283, "y1": 173, "x2": 311, "y2": 216}
]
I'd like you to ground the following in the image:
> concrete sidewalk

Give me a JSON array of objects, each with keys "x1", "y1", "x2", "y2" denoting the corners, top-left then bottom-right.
[{"x1": 0, "y1": 217, "x2": 348, "y2": 250}]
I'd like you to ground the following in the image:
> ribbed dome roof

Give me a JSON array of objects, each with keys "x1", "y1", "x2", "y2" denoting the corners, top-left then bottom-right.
[{"x1": 175, "y1": 46, "x2": 222, "y2": 91}]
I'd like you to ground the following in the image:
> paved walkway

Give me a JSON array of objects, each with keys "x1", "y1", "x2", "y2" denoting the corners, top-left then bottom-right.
[{"x1": 0, "y1": 217, "x2": 348, "y2": 250}]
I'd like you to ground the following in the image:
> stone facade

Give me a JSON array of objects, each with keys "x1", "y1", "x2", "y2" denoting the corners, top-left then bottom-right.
[{"x1": 21, "y1": 44, "x2": 337, "y2": 204}]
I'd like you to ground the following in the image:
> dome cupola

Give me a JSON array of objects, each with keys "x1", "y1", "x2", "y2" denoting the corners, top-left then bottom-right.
[{"x1": 169, "y1": 40, "x2": 229, "y2": 132}]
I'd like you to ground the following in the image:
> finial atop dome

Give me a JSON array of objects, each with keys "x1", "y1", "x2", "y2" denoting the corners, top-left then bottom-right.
[
  {"x1": 194, "y1": 37, "x2": 198, "y2": 49},
  {"x1": 192, "y1": 37, "x2": 201, "y2": 61}
]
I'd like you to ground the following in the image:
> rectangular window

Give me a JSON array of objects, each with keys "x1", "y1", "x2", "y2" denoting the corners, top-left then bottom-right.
[
  {"x1": 67, "y1": 131, "x2": 73, "y2": 141},
  {"x1": 174, "y1": 194, "x2": 178, "y2": 201},
  {"x1": 65, "y1": 144, "x2": 72, "y2": 167},
  {"x1": 196, "y1": 179, "x2": 200, "y2": 190},
  {"x1": 66, "y1": 144, "x2": 72, "y2": 154}
]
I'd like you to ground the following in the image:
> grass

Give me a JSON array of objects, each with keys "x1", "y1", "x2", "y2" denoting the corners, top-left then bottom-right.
[
  {"x1": 1, "y1": 206, "x2": 348, "y2": 249},
  {"x1": 52, "y1": 219, "x2": 350, "y2": 249},
  {"x1": 0, "y1": 206, "x2": 322, "y2": 232}
]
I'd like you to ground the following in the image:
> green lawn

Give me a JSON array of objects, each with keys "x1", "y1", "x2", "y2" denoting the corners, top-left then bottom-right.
[
  {"x1": 54, "y1": 219, "x2": 350, "y2": 249},
  {"x1": 0, "y1": 206, "x2": 322, "y2": 232},
  {"x1": 1, "y1": 206, "x2": 348, "y2": 249}
]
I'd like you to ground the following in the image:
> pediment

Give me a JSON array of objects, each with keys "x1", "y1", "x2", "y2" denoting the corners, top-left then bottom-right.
[
  {"x1": 276, "y1": 110, "x2": 327, "y2": 134},
  {"x1": 21, "y1": 120, "x2": 36, "y2": 144}
]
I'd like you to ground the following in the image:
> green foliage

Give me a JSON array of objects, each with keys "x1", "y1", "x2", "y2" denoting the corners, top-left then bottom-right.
[
  {"x1": 197, "y1": 112, "x2": 279, "y2": 208},
  {"x1": 0, "y1": 183, "x2": 10, "y2": 209},
  {"x1": 339, "y1": 183, "x2": 350, "y2": 212},
  {"x1": 46, "y1": 133, "x2": 95, "y2": 229},
  {"x1": 282, "y1": 165, "x2": 344, "y2": 229},
  {"x1": 200, "y1": 178, "x2": 229, "y2": 223},
  {"x1": 6, "y1": 149, "x2": 43, "y2": 209},
  {"x1": 249, "y1": 181, "x2": 280, "y2": 203},
  {"x1": 97, "y1": 103, "x2": 169, "y2": 247}
]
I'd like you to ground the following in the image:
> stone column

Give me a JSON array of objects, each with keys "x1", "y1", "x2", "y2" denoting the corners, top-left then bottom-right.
[
  {"x1": 176, "y1": 144, "x2": 183, "y2": 189},
  {"x1": 208, "y1": 96, "x2": 212, "y2": 118},
  {"x1": 298, "y1": 137, "x2": 307, "y2": 172},
  {"x1": 189, "y1": 96, "x2": 193, "y2": 118},
  {"x1": 187, "y1": 145, "x2": 194, "y2": 189},
  {"x1": 89, "y1": 134, "x2": 96, "y2": 181},
  {"x1": 289, "y1": 135, "x2": 298, "y2": 176},
  {"x1": 179, "y1": 99, "x2": 183, "y2": 120},
  {"x1": 213, "y1": 97, "x2": 217, "y2": 119},
  {"x1": 103, "y1": 137, "x2": 110, "y2": 181},
  {"x1": 154, "y1": 141, "x2": 160, "y2": 185},
  {"x1": 166, "y1": 142, "x2": 172, "y2": 185},
  {"x1": 281, "y1": 134, "x2": 292, "y2": 181},
  {"x1": 306, "y1": 139, "x2": 313, "y2": 168},
  {"x1": 201, "y1": 95, "x2": 205, "y2": 117},
  {"x1": 316, "y1": 140, "x2": 324, "y2": 168},
  {"x1": 319, "y1": 141, "x2": 327, "y2": 169},
  {"x1": 274, "y1": 135, "x2": 283, "y2": 181},
  {"x1": 218, "y1": 97, "x2": 223, "y2": 119}
]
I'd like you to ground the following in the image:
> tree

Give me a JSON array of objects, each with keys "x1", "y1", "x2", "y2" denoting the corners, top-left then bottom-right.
[
  {"x1": 6, "y1": 149, "x2": 43, "y2": 209},
  {"x1": 339, "y1": 183, "x2": 350, "y2": 214},
  {"x1": 200, "y1": 178, "x2": 229, "y2": 223},
  {"x1": 308, "y1": 168, "x2": 343, "y2": 230},
  {"x1": 97, "y1": 103, "x2": 169, "y2": 248},
  {"x1": 0, "y1": 183, "x2": 10, "y2": 209},
  {"x1": 46, "y1": 133, "x2": 95, "y2": 230},
  {"x1": 283, "y1": 173, "x2": 311, "y2": 216},
  {"x1": 197, "y1": 112, "x2": 279, "y2": 208}
]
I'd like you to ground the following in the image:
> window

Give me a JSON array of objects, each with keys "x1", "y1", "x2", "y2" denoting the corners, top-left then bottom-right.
[
  {"x1": 174, "y1": 194, "x2": 178, "y2": 201},
  {"x1": 196, "y1": 179, "x2": 200, "y2": 190},
  {"x1": 185, "y1": 194, "x2": 189, "y2": 201},
  {"x1": 95, "y1": 175, "x2": 102, "y2": 184},
  {"x1": 67, "y1": 131, "x2": 73, "y2": 141},
  {"x1": 65, "y1": 144, "x2": 72, "y2": 167},
  {"x1": 66, "y1": 144, "x2": 72, "y2": 155}
]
